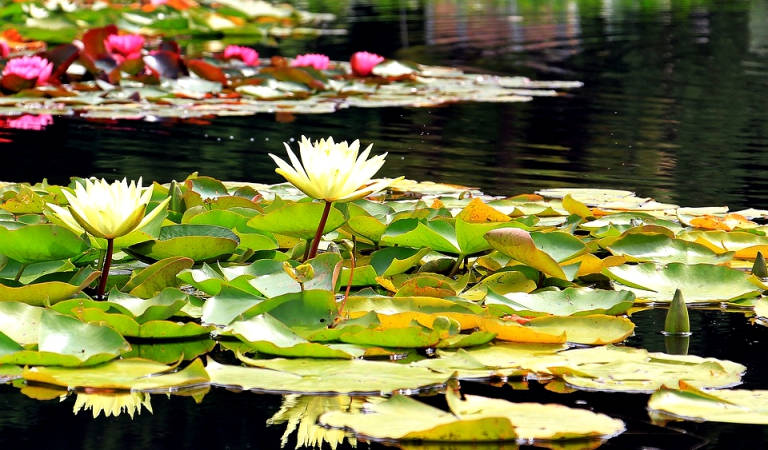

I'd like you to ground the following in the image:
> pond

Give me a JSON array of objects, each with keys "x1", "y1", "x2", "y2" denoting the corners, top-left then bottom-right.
[{"x1": 2, "y1": 0, "x2": 768, "y2": 449}]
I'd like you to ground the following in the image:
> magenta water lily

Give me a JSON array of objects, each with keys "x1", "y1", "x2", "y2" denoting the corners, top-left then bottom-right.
[{"x1": 350, "y1": 51, "x2": 384, "y2": 76}]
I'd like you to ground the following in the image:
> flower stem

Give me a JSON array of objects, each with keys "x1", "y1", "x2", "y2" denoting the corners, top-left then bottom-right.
[
  {"x1": 307, "y1": 201, "x2": 332, "y2": 260},
  {"x1": 14, "y1": 263, "x2": 27, "y2": 283},
  {"x1": 96, "y1": 238, "x2": 114, "y2": 300}
]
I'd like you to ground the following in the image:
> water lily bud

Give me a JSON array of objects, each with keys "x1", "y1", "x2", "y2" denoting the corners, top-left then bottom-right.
[
  {"x1": 753, "y1": 251, "x2": 768, "y2": 278},
  {"x1": 664, "y1": 289, "x2": 690, "y2": 335}
]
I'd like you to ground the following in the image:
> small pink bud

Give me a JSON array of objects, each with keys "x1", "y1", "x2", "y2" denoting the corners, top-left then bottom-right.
[
  {"x1": 2, "y1": 56, "x2": 54, "y2": 86},
  {"x1": 350, "y1": 51, "x2": 384, "y2": 76},
  {"x1": 223, "y1": 45, "x2": 259, "y2": 66},
  {"x1": 0, "y1": 42, "x2": 9, "y2": 59},
  {"x1": 291, "y1": 53, "x2": 330, "y2": 71}
]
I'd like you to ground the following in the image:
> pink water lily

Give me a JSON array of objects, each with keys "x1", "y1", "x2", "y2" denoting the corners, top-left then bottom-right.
[
  {"x1": 104, "y1": 34, "x2": 145, "y2": 63},
  {"x1": 6, "y1": 114, "x2": 53, "y2": 130},
  {"x1": 350, "y1": 51, "x2": 384, "y2": 76},
  {"x1": 2, "y1": 56, "x2": 53, "y2": 85},
  {"x1": 291, "y1": 53, "x2": 330, "y2": 71},
  {"x1": 223, "y1": 45, "x2": 259, "y2": 66}
]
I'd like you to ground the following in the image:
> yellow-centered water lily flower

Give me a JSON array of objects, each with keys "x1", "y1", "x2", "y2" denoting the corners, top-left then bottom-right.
[
  {"x1": 48, "y1": 177, "x2": 169, "y2": 240},
  {"x1": 269, "y1": 136, "x2": 399, "y2": 202}
]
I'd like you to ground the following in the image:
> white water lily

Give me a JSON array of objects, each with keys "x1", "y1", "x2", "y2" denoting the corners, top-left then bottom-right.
[
  {"x1": 269, "y1": 136, "x2": 398, "y2": 202},
  {"x1": 47, "y1": 177, "x2": 168, "y2": 240}
]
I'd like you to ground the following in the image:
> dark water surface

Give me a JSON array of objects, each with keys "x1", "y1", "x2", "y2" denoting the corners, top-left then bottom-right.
[{"x1": 2, "y1": 1, "x2": 768, "y2": 449}]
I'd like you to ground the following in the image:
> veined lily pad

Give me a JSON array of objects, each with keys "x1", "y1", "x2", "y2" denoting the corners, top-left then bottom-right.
[
  {"x1": 523, "y1": 315, "x2": 635, "y2": 345},
  {"x1": 678, "y1": 230, "x2": 768, "y2": 259},
  {"x1": 22, "y1": 358, "x2": 209, "y2": 390},
  {"x1": 122, "y1": 339, "x2": 216, "y2": 364},
  {"x1": 106, "y1": 288, "x2": 190, "y2": 323},
  {"x1": 0, "y1": 309, "x2": 130, "y2": 367},
  {"x1": 604, "y1": 233, "x2": 733, "y2": 265},
  {"x1": 381, "y1": 218, "x2": 518, "y2": 257},
  {"x1": 339, "y1": 247, "x2": 429, "y2": 286},
  {"x1": 0, "y1": 302, "x2": 44, "y2": 345},
  {"x1": 224, "y1": 314, "x2": 351, "y2": 358},
  {"x1": 207, "y1": 357, "x2": 450, "y2": 395},
  {"x1": 484, "y1": 228, "x2": 566, "y2": 279},
  {"x1": 485, "y1": 288, "x2": 635, "y2": 317},
  {"x1": 648, "y1": 382, "x2": 768, "y2": 424},
  {"x1": 0, "y1": 269, "x2": 100, "y2": 306},
  {"x1": 125, "y1": 224, "x2": 239, "y2": 263},
  {"x1": 120, "y1": 256, "x2": 194, "y2": 298},
  {"x1": 246, "y1": 202, "x2": 346, "y2": 240},
  {"x1": 545, "y1": 346, "x2": 745, "y2": 393},
  {"x1": 0, "y1": 224, "x2": 89, "y2": 264},
  {"x1": 603, "y1": 263, "x2": 767, "y2": 303},
  {"x1": 319, "y1": 387, "x2": 624, "y2": 442},
  {"x1": 73, "y1": 307, "x2": 213, "y2": 339}
]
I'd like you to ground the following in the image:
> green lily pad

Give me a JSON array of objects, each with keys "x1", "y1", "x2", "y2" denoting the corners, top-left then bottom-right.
[
  {"x1": 247, "y1": 202, "x2": 346, "y2": 240},
  {"x1": 461, "y1": 270, "x2": 537, "y2": 301},
  {"x1": 0, "y1": 224, "x2": 89, "y2": 264},
  {"x1": 126, "y1": 224, "x2": 239, "y2": 263},
  {"x1": 604, "y1": 233, "x2": 733, "y2": 264},
  {"x1": 603, "y1": 263, "x2": 767, "y2": 303},
  {"x1": 485, "y1": 228, "x2": 566, "y2": 279},
  {"x1": 545, "y1": 346, "x2": 745, "y2": 393},
  {"x1": 648, "y1": 383, "x2": 768, "y2": 424},
  {"x1": 0, "y1": 302, "x2": 44, "y2": 345},
  {"x1": 0, "y1": 259, "x2": 77, "y2": 285},
  {"x1": 485, "y1": 287, "x2": 635, "y2": 317},
  {"x1": 122, "y1": 339, "x2": 217, "y2": 364},
  {"x1": 120, "y1": 256, "x2": 194, "y2": 298},
  {"x1": 319, "y1": 387, "x2": 624, "y2": 442},
  {"x1": 0, "y1": 331, "x2": 23, "y2": 356},
  {"x1": 23, "y1": 358, "x2": 209, "y2": 390},
  {"x1": 207, "y1": 357, "x2": 450, "y2": 395},
  {"x1": 523, "y1": 315, "x2": 635, "y2": 345},
  {"x1": 106, "y1": 287, "x2": 190, "y2": 323},
  {"x1": 381, "y1": 218, "x2": 517, "y2": 257},
  {"x1": 340, "y1": 247, "x2": 429, "y2": 286},
  {"x1": 0, "y1": 269, "x2": 101, "y2": 306},
  {"x1": 0, "y1": 309, "x2": 130, "y2": 367},
  {"x1": 224, "y1": 313, "x2": 350, "y2": 358},
  {"x1": 678, "y1": 230, "x2": 768, "y2": 259}
]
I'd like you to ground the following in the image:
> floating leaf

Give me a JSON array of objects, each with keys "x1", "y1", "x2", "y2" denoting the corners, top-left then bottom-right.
[
  {"x1": 605, "y1": 233, "x2": 733, "y2": 265},
  {"x1": 485, "y1": 228, "x2": 566, "y2": 279},
  {"x1": 546, "y1": 346, "x2": 745, "y2": 393},
  {"x1": 319, "y1": 387, "x2": 624, "y2": 442},
  {"x1": 23, "y1": 358, "x2": 209, "y2": 390},
  {"x1": 0, "y1": 269, "x2": 100, "y2": 306},
  {"x1": 485, "y1": 288, "x2": 635, "y2": 317},
  {"x1": 0, "y1": 309, "x2": 130, "y2": 367},
  {"x1": 523, "y1": 315, "x2": 635, "y2": 345},
  {"x1": 648, "y1": 382, "x2": 768, "y2": 424},
  {"x1": 126, "y1": 224, "x2": 239, "y2": 262},
  {"x1": 0, "y1": 224, "x2": 89, "y2": 264},
  {"x1": 121, "y1": 256, "x2": 194, "y2": 298},
  {"x1": 603, "y1": 263, "x2": 766, "y2": 303},
  {"x1": 208, "y1": 357, "x2": 450, "y2": 395},
  {"x1": 247, "y1": 202, "x2": 346, "y2": 240}
]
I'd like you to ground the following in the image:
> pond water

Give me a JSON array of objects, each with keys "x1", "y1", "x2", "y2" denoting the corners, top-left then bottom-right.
[{"x1": 2, "y1": 0, "x2": 768, "y2": 449}]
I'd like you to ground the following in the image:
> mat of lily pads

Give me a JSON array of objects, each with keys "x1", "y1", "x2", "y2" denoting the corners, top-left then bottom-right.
[{"x1": 2, "y1": 175, "x2": 768, "y2": 447}]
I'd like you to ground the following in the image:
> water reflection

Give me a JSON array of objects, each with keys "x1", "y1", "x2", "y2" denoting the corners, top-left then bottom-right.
[{"x1": 3, "y1": 115, "x2": 54, "y2": 131}]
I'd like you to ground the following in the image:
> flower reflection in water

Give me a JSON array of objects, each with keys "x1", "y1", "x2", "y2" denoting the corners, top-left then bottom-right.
[
  {"x1": 70, "y1": 391, "x2": 153, "y2": 419},
  {"x1": 268, "y1": 395, "x2": 361, "y2": 449},
  {"x1": 4, "y1": 114, "x2": 53, "y2": 130}
]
